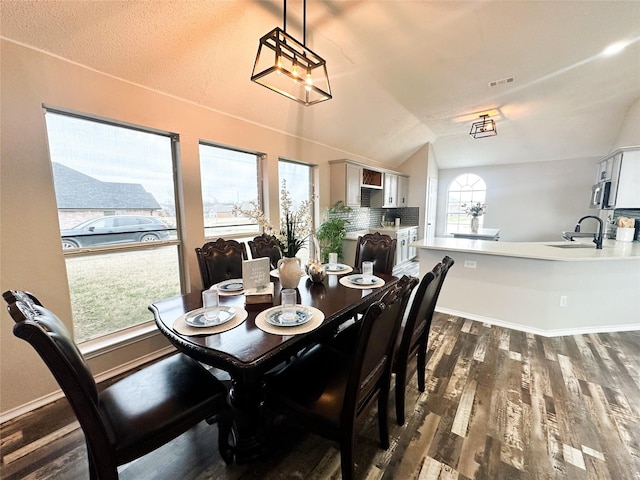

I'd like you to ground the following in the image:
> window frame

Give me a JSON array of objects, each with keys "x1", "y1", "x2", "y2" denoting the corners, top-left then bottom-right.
[
  {"x1": 199, "y1": 141, "x2": 265, "y2": 241},
  {"x1": 44, "y1": 106, "x2": 185, "y2": 343},
  {"x1": 446, "y1": 173, "x2": 487, "y2": 234}
]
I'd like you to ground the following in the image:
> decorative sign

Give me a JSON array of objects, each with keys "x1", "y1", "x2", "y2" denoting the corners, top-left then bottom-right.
[{"x1": 242, "y1": 257, "x2": 270, "y2": 291}]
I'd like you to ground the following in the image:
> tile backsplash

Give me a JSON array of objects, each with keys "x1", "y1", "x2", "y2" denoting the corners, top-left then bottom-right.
[
  {"x1": 610, "y1": 208, "x2": 640, "y2": 241},
  {"x1": 326, "y1": 200, "x2": 419, "y2": 233}
]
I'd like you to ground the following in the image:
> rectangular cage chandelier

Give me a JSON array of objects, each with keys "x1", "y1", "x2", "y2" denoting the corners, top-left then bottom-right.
[
  {"x1": 251, "y1": 0, "x2": 331, "y2": 106},
  {"x1": 470, "y1": 114, "x2": 497, "y2": 138}
]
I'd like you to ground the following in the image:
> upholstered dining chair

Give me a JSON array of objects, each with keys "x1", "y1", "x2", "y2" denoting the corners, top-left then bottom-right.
[
  {"x1": 247, "y1": 233, "x2": 282, "y2": 270},
  {"x1": 394, "y1": 255, "x2": 454, "y2": 425},
  {"x1": 3, "y1": 290, "x2": 232, "y2": 480},
  {"x1": 354, "y1": 232, "x2": 397, "y2": 275},
  {"x1": 264, "y1": 275, "x2": 417, "y2": 480},
  {"x1": 195, "y1": 238, "x2": 248, "y2": 289}
]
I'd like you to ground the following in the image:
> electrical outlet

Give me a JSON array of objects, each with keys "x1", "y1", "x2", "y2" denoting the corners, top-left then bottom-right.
[
  {"x1": 464, "y1": 260, "x2": 477, "y2": 269},
  {"x1": 560, "y1": 295, "x2": 568, "y2": 307}
]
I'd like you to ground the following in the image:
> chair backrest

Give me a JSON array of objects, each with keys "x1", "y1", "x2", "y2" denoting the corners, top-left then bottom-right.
[
  {"x1": 3, "y1": 290, "x2": 114, "y2": 460},
  {"x1": 195, "y1": 238, "x2": 248, "y2": 288},
  {"x1": 342, "y1": 275, "x2": 417, "y2": 423},
  {"x1": 354, "y1": 232, "x2": 397, "y2": 275},
  {"x1": 247, "y1": 233, "x2": 282, "y2": 270},
  {"x1": 397, "y1": 256, "x2": 455, "y2": 362}
]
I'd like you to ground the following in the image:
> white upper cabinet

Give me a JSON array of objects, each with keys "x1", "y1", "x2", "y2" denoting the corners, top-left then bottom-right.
[{"x1": 398, "y1": 175, "x2": 409, "y2": 207}]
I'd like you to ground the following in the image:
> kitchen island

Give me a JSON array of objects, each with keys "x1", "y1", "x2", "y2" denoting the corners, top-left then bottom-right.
[{"x1": 412, "y1": 237, "x2": 640, "y2": 336}]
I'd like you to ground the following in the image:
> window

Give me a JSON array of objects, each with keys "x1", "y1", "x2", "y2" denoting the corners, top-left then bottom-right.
[
  {"x1": 278, "y1": 159, "x2": 316, "y2": 262},
  {"x1": 446, "y1": 173, "x2": 486, "y2": 233},
  {"x1": 45, "y1": 110, "x2": 181, "y2": 343},
  {"x1": 199, "y1": 143, "x2": 262, "y2": 238}
]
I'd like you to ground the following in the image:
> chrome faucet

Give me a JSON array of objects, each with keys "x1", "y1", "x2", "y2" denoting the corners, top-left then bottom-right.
[{"x1": 569, "y1": 215, "x2": 604, "y2": 249}]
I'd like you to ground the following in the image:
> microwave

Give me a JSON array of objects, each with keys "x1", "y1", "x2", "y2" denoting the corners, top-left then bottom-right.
[{"x1": 590, "y1": 181, "x2": 612, "y2": 209}]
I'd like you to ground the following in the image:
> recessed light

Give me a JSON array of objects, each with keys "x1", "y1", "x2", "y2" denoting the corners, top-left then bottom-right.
[{"x1": 602, "y1": 41, "x2": 628, "y2": 57}]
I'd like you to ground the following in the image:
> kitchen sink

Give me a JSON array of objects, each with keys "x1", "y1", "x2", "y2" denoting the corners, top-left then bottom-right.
[{"x1": 547, "y1": 243, "x2": 595, "y2": 249}]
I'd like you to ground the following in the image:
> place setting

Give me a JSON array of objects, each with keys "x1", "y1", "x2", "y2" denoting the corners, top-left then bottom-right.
[
  {"x1": 255, "y1": 288, "x2": 324, "y2": 335},
  {"x1": 339, "y1": 261, "x2": 385, "y2": 289},
  {"x1": 173, "y1": 288, "x2": 247, "y2": 336},
  {"x1": 323, "y1": 252, "x2": 353, "y2": 275},
  {"x1": 215, "y1": 278, "x2": 244, "y2": 295}
]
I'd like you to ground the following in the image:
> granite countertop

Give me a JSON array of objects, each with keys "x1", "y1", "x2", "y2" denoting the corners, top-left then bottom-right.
[{"x1": 410, "y1": 237, "x2": 640, "y2": 261}]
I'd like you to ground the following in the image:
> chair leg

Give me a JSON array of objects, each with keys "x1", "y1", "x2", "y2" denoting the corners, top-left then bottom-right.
[
  {"x1": 395, "y1": 367, "x2": 406, "y2": 426},
  {"x1": 340, "y1": 431, "x2": 356, "y2": 480},
  {"x1": 377, "y1": 391, "x2": 390, "y2": 450},
  {"x1": 417, "y1": 343, "x2": 427, "y2": 392}
]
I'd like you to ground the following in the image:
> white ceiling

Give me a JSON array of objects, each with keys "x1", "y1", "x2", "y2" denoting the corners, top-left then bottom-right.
[{"x1": 2, "y1": 0, "x2": 639, "y2": 169}]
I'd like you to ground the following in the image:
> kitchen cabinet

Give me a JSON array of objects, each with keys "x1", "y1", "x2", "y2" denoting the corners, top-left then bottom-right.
[
  {"x1": 408, "y1": 227, "x2": 418, "y2": 259},
  {"x1": 594, "y1": 148, "x2": 640, "y2": 209},
  {"x1": 396, "y1": 229, "x2": 409, "y2": 265},
  {"x1": 398, "y1": 175, "x2": 409, "y2": 207},
  {"x1": 371, "y1": 173, "x2": 410, "y2": 208},
  {"x1": 329, "y1": 160, "x2": 383, "y2": 207},
  {"x1": 614, "y1": 149, "x2": 640, "y2": 209}
]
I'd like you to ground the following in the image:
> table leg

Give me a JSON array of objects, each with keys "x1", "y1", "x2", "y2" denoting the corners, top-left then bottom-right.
[{"x1": 228, "y1": 377, "x2": 267, "y2": 463}]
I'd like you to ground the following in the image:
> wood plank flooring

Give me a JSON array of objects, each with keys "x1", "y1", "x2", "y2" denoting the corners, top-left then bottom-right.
[{"x1": 2, "y1": 313, "x2": 639, "y2": 479}]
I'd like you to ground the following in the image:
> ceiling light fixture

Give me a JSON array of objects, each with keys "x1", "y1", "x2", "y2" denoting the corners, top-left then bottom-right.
[
  {"x1": 470, "y1": 114, "x2": 497, "y2": 139},
  {"x1": 251, "y1": 0, "x2": 331, "y2": 106}
]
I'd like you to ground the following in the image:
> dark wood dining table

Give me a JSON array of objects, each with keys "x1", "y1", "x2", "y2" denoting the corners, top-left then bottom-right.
[{"x1": 150, "y1": 271, "x2": 397, "y2": 463}]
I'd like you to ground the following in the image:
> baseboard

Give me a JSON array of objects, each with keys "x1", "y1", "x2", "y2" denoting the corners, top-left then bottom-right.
[
  {"x1": 0, "y1": 346, "x2": 176, "y2": 425},
  {"x1": 436, "y1": 307, "x2": 640, "y2": 337}
]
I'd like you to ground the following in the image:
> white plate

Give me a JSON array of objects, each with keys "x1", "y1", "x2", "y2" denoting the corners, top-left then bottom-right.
[
  {"x1": 216, "y1": 279, "x2": 244, "y2": 292},
  {"x1": 324, "y1": 263, "x2": 349, "y2": 272},
  {"x1": 265, "y1": 307, "x2": 313, "y2": 327},
  {"x1": 349, "y1": 275, "x2": 380, "y2": 286},
  {"x1": 184, "y1": 306, "x2": 235, "y2": 327}
]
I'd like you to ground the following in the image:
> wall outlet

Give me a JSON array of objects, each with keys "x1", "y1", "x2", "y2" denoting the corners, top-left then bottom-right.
[
  {"x1": 464, "y1": 260, "x2": 477, "y2": 269},
  {"x1": 560, "y1": 295, "x2": 568, "y2": 307}
]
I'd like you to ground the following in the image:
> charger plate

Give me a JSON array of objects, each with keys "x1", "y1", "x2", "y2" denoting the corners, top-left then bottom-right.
[
  {"x1": 173, "y1": 306, "x2": 248, "y2": 336},
  {"x1": 255, "y1": 305, "x2": 324, "y2": 335},
  {"x1": 339, "y1": 274, "x2": 385, "y2": 289}
]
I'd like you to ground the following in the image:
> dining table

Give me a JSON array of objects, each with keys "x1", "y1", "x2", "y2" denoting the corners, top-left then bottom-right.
[{"x1": 149, "y1": 268, "x2": 397, "y2": 464}]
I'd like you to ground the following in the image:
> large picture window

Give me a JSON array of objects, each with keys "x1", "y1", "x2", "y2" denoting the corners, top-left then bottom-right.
[
  {"x1": 446, "y1": 173, "x2": 487, "y2": 233},
  {"x1": 278, "y1": 159, "x2": 316, "y2": 263},
  {"x1": 199, "y1": 143, "x2": 262, "y2": 238},
  {"x1": 45, "y1": 110, "x2": 181, "y2": 343}
]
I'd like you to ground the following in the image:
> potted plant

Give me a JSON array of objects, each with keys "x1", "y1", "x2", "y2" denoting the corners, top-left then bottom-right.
[{"x1": 316, "y1": 201, "x2": 352, "y2": 263}]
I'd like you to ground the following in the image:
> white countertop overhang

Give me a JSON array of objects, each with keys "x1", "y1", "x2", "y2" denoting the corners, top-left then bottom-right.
[{"x1": 411, "y1": 237, "x2": 640, "y2": 262}]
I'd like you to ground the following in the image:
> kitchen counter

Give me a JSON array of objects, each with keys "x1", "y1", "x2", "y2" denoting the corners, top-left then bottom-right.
[
  {"x1": 345, "y1": 226, "x2": 419, "y2": 240},
  {"x1": 411, "y1": 237, "x2": 640, "y2": 262},
  {"x1": 412, "y1": 237, "x2": 640, "y2": 336}
]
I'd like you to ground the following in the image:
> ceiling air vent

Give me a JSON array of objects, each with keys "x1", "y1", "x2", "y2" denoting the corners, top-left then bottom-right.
[{"x1": 488, "y1": 76, "x2": 515, "y2": 88}]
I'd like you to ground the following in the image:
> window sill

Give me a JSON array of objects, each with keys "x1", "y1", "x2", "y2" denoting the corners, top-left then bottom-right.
[{"x1": 79, "y1": 322, "x2": 160, "y2": 360}]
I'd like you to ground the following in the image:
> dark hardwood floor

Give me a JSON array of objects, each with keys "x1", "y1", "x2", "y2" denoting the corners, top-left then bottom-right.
[{"x1": 2, "y1": 312, "x2": 639, "y2": 479}]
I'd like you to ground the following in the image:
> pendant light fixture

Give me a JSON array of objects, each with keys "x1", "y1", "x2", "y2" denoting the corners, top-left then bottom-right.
[
  {"x1": 251, "y1": 0, "x2": 331, "y2": 106},
  {"x1": 470, "y1": 114, "x2": 497, "y2": 138}
]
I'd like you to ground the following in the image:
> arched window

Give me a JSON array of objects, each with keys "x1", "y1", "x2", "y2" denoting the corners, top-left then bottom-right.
[{"x1": 446, "y1": 173, "x2": 486, "y2": 233}]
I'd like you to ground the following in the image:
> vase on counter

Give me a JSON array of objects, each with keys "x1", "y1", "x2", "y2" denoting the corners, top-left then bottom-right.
[
  {"x1": 278, "y1": 257, "x2": 304, "y2": 289},
  {"x1": 471, "y1": 216, "x2": 479, "y2": 233}
]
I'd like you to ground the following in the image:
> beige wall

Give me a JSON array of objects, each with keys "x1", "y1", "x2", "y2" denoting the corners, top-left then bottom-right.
[{"x1": 0, "y1": 40, "x2": 405, "y2": 416}]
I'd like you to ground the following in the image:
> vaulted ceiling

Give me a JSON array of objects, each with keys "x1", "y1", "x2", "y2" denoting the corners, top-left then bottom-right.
[{"x1": 2, "y1": 0, "x2": 639, "y2": 169}]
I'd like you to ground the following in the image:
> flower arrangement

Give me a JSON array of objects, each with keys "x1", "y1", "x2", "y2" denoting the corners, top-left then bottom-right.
[
  {"x1": 462, "y1": 202, "x2": 487, "y2": 217},
  {"x1": 233, "y1": 180, "x2": 311, "y2": 258}
]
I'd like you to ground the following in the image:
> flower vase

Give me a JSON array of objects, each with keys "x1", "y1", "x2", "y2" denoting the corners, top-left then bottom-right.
[
  {"x1": 278, "y1": 257, "x2": 304, "y2": 289},
  {"x1": 471, "y1": 216, "x2": 479, "y2": 233}
]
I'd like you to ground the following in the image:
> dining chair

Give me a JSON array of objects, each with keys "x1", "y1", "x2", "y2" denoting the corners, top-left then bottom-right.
[
  {"x1": 264, "y1": 275, "x2": 417, "y2": 480},
  {"x1": 394, "y1": 255, "x2": 455, "y2": 425},
  {"x1": 353, "y1": 232, "x2": 396, "y2": 275},
  {"x1": 3, "y1": 290, "x2": 233, "y2": 479},
  {"x1": 195, "y1": 238, "x2": 248, "y2": 289},
  {"x1": 247, "y1": 233, "x2": 282, "y2": 270}
]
